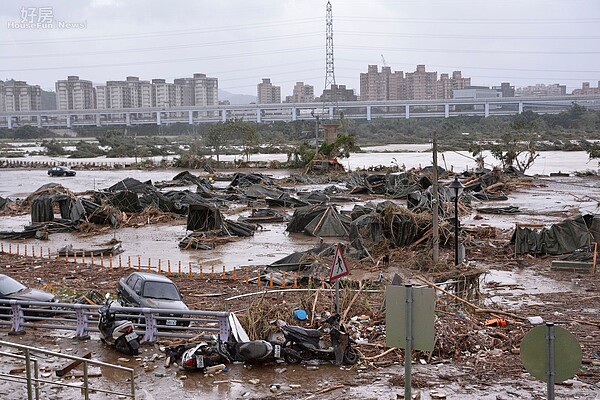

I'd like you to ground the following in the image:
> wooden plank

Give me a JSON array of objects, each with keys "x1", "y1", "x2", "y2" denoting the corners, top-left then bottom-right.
[{"x1": 55, "y1": 352, "x2": 92, "y2": 377}]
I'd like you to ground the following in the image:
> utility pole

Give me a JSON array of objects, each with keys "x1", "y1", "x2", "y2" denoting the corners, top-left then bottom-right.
[{"x1": 432, "y1": 134, "x2": 439, "y2": 262}]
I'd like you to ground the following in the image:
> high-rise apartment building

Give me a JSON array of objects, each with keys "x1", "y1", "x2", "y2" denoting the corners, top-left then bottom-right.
[
  {"x1": 285, "y1": 82, "x2": 314, "y2": 103},
  {"x1": 55, "y1": 76, "x2": 95, "y2": 110},
  {"x1": 95, "y1": 74, "x2": 218, "y2": 111},
  {"x1": 360, "y1": 64, "x2": 468, "y2": 101},
  {"x1": 96, "y1": 76, "x2": 153, "y2": 109},
  {"x1": 174, "y1": 73, "x2": 219, "y2": 116},
  {"x1": 1, "y1": 80, "x2": 42, "y2": 112},
  {"x1": 572, "y1": 82, "x2": 600, "y2": 96},
  {"x1": 0, "y1": 81, "x2": 5, "y2": 112},
  {"x1": 257, "y1": 78, "x2": 281, "y2": 104},
  {"x1": 360, "y1": 65, "x2": 400, "y2": 101},
  {"x1": 150, "y1": 79, "x2": 176, "y2": 108},
  {"x1": 405, "y1": 65, "x2": 438, "y2": 100},
  {"x1": 318, "y1": 84, "x2": 357, "y2": 102},
  {"x1": 516, "y1": 84, "x2": 567, "y2": 97},
  {"x1": 174, "y1": 73, "x2": 219, "y2": 107},
  {"x1": 438, "y1": 71, "x2": 471, "y2": 99},
  {"x1": 494, "y1": 82, "x2": 515, "y2": 98}
]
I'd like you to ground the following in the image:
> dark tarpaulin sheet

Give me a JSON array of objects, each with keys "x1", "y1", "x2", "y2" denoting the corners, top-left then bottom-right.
[
  {"x1": 106, "y1": 177, "x2": 152, "y2": 193},
  {"x1": 513, "y1": 214, "x2": 600, "y2": 255},
  {"x1": 304, "y1": 206, "x2": 351, "y2": 237},
  {"x1": 31, "y1": 194, "x2": 72, "y2": 223},
  {"x1": 287, "y1": 204, "x2": 351, "y2": 237},
  {"x1": 187, "y1": 203, "x2": 224, "y2": 231},
  {"x1": 97, "y1": 191, "x2": 142, "y2": 213}
]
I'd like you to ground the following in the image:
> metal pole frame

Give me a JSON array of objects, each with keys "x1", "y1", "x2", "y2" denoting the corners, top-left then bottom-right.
[
  {"x1": 404, "y1": 284, "x2": 413, "y2": 400},
  {"x1": 546, "y1": 322, "x2": 555, "y2": 400},
  {"x1": 454, "y1": 193, "x2": 459, "y2": 265}
]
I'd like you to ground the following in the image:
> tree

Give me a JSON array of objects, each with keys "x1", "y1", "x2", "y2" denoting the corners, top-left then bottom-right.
[
  {"x1": 43, "y1": 139, "x2": 66, "y2": 156},
  {"x1": 287, "y1": 142, "x2": 316, "y2": 167},
  {"x1": 204, "y1": 123, "x2": 229, "y2": 162},
  {"x1": 231, "y1": 120, "x2": 259, "y2": 162},
  {"x1": 318, "y1": 134, "x2": 357, "y2": 159},
  {"x1": 490, "y1": 134, "x2": 539, "y2": 173}
]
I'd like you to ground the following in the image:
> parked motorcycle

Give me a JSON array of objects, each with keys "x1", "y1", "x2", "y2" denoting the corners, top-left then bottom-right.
[
  {"x1": 218, "y1": 339, "x2": 302, "y2": 365},
  {"x1": 277, "y1": 313, "x2": 359, "y2": 365},
  {"x1": 97, "y1": 294, "x2": 140, "y2": 356}
]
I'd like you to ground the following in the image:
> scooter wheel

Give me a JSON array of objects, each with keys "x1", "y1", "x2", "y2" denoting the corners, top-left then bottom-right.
[
  {"x1": 283, "y1": 348, "x2": 302, "y2": 365},
  {"x1": 343, "y1": 347, "x2": 359, "y2": 365}
]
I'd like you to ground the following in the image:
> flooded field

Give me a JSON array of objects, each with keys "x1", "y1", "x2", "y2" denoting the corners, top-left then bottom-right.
[{"x1": 2, "y1": 167, "x2": 600, "y2": 270}]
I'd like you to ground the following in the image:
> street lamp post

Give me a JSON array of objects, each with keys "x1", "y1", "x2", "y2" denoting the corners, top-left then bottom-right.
[{"x1": 449, "y1": 176, "x2": 465, "y2": 265}]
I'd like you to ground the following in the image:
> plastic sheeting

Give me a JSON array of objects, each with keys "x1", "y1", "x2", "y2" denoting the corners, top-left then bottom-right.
[
  {"x1": 286, "y1": 204, "x2": 351, "y2": 238},
  {"x1": 512, "y1": 214, "x2": 600, "y2": 255}
]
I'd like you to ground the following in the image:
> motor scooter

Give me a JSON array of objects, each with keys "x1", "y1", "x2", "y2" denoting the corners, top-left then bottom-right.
[
  {"x1": 176, "y1": 342, "x2": 228, "y2": 372},
  {"x1": 218, "y1": 339, "x2": 302, "y2": 365},
  {"x1": 97, "y1": 294, "x2": 140, "y2": 356},
  {"x1": 277, "y1": 313, "x2": 359, "y2": 365}
]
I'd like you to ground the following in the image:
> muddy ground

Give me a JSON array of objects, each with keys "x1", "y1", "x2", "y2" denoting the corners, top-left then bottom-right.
[
  {"x1": 0, "y1": 246, "x2": 599, "y2": 399},
  {"x1": 0, "y1": 171, "x2": 600, "y2": 399}
]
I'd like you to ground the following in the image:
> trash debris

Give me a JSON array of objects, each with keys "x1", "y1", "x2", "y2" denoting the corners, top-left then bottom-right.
[{"x1": 484, "y1": 318, "x2": 507, "y2": 327}]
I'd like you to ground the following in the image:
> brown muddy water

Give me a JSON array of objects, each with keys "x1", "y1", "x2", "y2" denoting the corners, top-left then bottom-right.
[{"x1": 2, "y1": 169, "x2": 600, "y2": 270}]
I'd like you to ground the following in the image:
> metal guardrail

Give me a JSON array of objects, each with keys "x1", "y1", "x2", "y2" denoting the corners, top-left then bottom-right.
[
  {"x1": 0, "y1": 299, "x2": 231, "y2": 343},
  {"x1": 0, "y1": 340, "x2": 135, "y2": 400}
]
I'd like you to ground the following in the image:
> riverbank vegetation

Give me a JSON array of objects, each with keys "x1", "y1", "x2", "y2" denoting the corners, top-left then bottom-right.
[{"x1": 1, "y1": 105, "x2": 599, "y2": 167}]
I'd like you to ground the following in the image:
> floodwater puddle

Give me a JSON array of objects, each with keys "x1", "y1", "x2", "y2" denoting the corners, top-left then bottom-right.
[{"x1": 480, "y1": 268, "x2": 570, "y2": 307}]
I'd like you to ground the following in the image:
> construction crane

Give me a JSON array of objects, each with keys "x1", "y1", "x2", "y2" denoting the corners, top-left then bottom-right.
[{"x1": 381, "y1": 54, "x2": 387, "y2": 67}]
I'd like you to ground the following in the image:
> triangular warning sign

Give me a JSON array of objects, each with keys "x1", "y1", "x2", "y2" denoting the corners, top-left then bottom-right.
[{"x1": 330, "y1": 243, "x2": 349, "y2": 281}]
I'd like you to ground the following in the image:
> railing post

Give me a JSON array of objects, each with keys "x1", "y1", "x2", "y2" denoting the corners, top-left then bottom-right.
[
  {"x1": 9, "y1": 300, "x2": 25, "y2": 335},
  {"x1": 24, "y1": 348, "x2": 33, "y2": 400},
  {"x1": 83, "y1": 360, "x2": 90, "y2": 400},
  {"x1": 74, "y1": 304, "x2": 90, "y2": 339},
  {"x1": 142, "y1": 309, "x2": 157, "y2": 343}
]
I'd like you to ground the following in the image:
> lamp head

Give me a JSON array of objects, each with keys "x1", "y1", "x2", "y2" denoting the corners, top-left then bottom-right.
[{"x1": 449, "y1": 176, "x2": 464, "y2": 195}]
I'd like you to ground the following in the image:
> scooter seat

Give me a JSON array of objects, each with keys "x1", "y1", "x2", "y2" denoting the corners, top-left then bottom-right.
[
  {"x1": 285, "y1": 325, "x2": 321, "y2": 338},
  {"x1": 237, "y1": 340, "x2": 272, "y2": 360}
]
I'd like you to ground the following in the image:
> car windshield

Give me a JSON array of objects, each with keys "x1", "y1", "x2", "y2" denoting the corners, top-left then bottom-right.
[
  {"x1": 0, "y1": 275, "x2": 27, "y2": 296},
  {"x1": 142, "y1": 281, "x2": 181, "y2": 300}
]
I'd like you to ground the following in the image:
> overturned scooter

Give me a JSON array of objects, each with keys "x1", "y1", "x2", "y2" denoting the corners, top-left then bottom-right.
[
  {"x1": 176, "y1": 342, "x2": 228, "y2": 372},
  {"x1": 97, "y1": 294, "x2": 140, "y2": 356},
  {"x1": 218, "y1": 339, "x2": 302, "y2": 365},
  {"x1": 277, "y1": 313, "x2": 359, "y2": 365}
]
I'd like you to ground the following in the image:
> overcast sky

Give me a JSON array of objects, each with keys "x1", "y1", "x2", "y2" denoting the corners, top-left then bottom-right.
[{"x1": 1, "y1": 0, "x2": 599, "y2": 96}]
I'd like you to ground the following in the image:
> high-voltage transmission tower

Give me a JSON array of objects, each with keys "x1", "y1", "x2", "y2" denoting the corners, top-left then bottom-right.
[{"x1": 323, "y1": 0, "x2": 337, "y2": 117}]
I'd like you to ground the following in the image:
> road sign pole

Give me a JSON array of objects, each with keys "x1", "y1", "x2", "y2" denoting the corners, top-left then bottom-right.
[
  {"x1": 335, "y1": 279, "x2": 340, "y2": 314},
  {"x1": 404, "y1": 284, "x2": 413, "y2": 400},
  {"x1": 546, "y1": 322, "x2": 555, "y2": 400}
]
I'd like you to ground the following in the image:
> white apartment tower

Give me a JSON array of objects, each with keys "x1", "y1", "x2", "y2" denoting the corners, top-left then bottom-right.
[
  {"x1": 257, "y1": 78, "x2": 281, "y2": 104},
  {"x1": 1, "y1": 80, "x2": 41, "y2": 112},
  {"x1": 55, "y1": 76, "x2": 95, "y2": 110},
  {"x1": 174, "y1": 73, "x2": 219, "y2": 117},
  {"x1": 0, "y1": 81, "x2": 5, "y2": 112},
  {"x1": 96, "y1": 76, "x2": 153, "y2": 109}
]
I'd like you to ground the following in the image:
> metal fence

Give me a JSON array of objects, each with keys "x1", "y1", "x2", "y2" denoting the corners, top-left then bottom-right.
[
  {"x1": 0, "y1": 299, "x2": 231, "y2": 343},
  {"x1": 0, "y1": 340, "x2": 135, "y2": 400}
]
